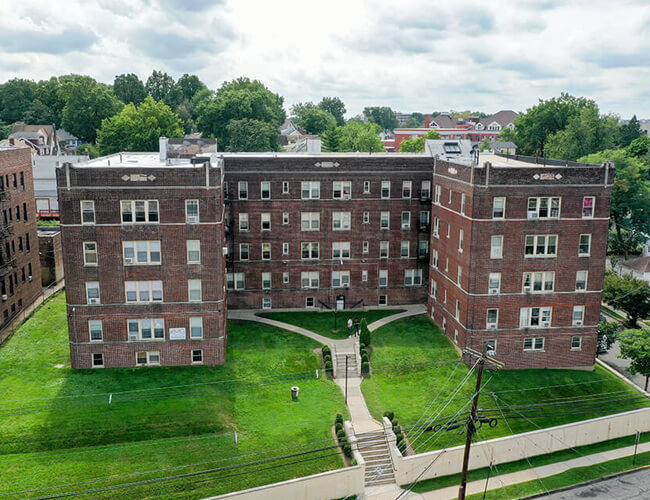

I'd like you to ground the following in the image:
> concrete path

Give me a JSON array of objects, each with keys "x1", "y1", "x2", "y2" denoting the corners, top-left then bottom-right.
[
  {"x1": 336, "y1": 377, "x2": 382, "y2": 434},
  {"x1": 368, "y1": 304, "x2": 427, "y2": 332},
  {"x1": 362, "y1": 483, "x2": 424, "y2": 499},
  {"x1": 228, "y1": 309, "x2": 333, "y2": 345},
  {"x1": 420, "y1": 441, "x2": 650, "y2": 499}
]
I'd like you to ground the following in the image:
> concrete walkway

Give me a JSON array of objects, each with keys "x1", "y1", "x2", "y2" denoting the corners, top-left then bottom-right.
[
  {"x1": 420, "y1": 441, "x2": 650, "y2": 499},
  {"x1": 228, "y1": 309, "x2": 333, "y2": 345},
  {"x1": 368, "y1": 304, "x2": 427, "y2": 332}
]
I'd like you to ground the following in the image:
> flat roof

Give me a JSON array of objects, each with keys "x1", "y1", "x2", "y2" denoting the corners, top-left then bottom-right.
[
  {"x1": 439, "y1": 153, "x2": 602, "y2": 169},
  {"x1": 84, "y1": 153, "x2": 197, "y2": 168}
]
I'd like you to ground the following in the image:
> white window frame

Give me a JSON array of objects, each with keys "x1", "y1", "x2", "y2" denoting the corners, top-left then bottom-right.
[
  {"x1": 260, "y1": 181, "x2": 271, "y2": 200},
  {"x1": 458, "y1": 229, "x2": 464, "y2": 253},
  {"x1": 238, "y1": 182, "x2": 248, "y2": 200},
  {"x1": 363, "y1": 241, "x2": 369, "y2": 254},
  {"x1": 332, "y1": 270, "x2": 350, "y2": 288},
  {"x1": 402, "y1": 181, "x2": 412, "y2": 199},
  {"x1": 523, "y1": 337, "x2": 545, "y2": 351},
  {"x1": 571, "y1": 336, "x2": 582, "y2": 350},
  {"x1": 239, "y1": 213, "x2": 249, "y2": 231},
  {"x1": 525, "y1": 234, "x2": 558, "y2": 257},
  {"x1": 305, "y1": 296, "x2": 315, "y2": 308},
  {"x1": 404, "y1": 269, "x2": 422, "y2": 286},
  {"x1": 185, "y1": 199, "x2": 199, "y2": 223},
  {"x1": 400, "y1": 241, "x2": 409, "y2": 258},
  {"x1": 332, "y1": 242, "x2": 350, "y2": 259},
  {"x1": 186, "y1": 240, "x2": 201, "y2": 264},
  {"x1": 582, "y1": 196, "x2": 595, "y2": 218},
  {"x1": 419, "y1": 240, "x2": 429, "y2": 259},
  {"x1": 261, "y1": 242, "x2": 271, "y2": 260},
  {"x1": 522, "y1": 271, "x2": 555, "y2": 293},
  {"x1": 380, "y1": 212, "x2": 390, "y2": 230},
  {"x1": 460, "y1": 193, "x2": 466, "y2": 215},
  {"x1": 401, "y1": 211, "x2": 411, "y2": 229},
  {"x1": 379, "y1": 294, "x2": 388, "y2": 306},
  {"x1": 486, "y1": 309, "x2": 498, "y2": 329},
  {"x1": 432, "y1": 249, "x2": 439, "y2": 269},
  {"x1": 190, "y1": 317, "x2": 203, "y2": 338},
  {"x1": 282, "y1": 212, "x2": 289, "y2": 225},
  {"x1": 83, "y1": 241, "x2": 98, "y2": 266},
  {"x1": 332, "y1": 211, "x2": 351, "y2": 231},
  {"x1": 239, "y1": 243, "x2": 249, "y2": 261},
  {"x1": 226, "y1": 273, "x2": 245, "y2": 290},
  {"x1": 92, "y1": 353, "x2": 104, "y2": 368},
  {"x1": 136, "y1": 351, "x2": 160, "y2": 366},
  {"x1": 125, "y1": 280, "x2": 163, "y2": 303},
  {"x1": 301, "y1": 212, "x2": 320, "y2": 231},
  {"x1": 86, "y1": 281, "x2": 100, "y2": 304},
  {"x1": 363, "y1": 212, "x2": 370, "y2": 224},
  {"x1": 301, "y1": 181, "x2": 320, "y2": 199},
  {"x1": 421, "y1": 180, "x2": 431, "y2": 199},
  {"x1": 262, "y1": 272, "x2": 272, "y2": 290},
  {"x1": 81, "y1": 200, "x2": 95, "y2": 225},
  {"x1": 362, "y1": 270, "x2": 368, "y2": 282},
  {"x1": 262, "y1": 297, "x2": 272, "y2": 309},
  {"x1": 381, "y1": 181, "x2": 391, "y2": 199},
  {"x1": 283, "y1": 272, "x2": 289, "y2": 284},
  {"x1": 333, "y1": 181, "x2": 352, "y2": 199},
  {"x1": 380, "y1": 241, "x2": 389, "y2": 258},
  {"x1": 89, "y1": 320, "x2": 103, "y2": 341},
  {"x1": 579, "y1": 234, "x2": 591, "y2": 256},
  {"x1": 261, "y1": 213, "x2": 271, "y2": 231},
  {"x1": 433, "y1": 217, "x2": 440, "y2": 238},
  {"x1": 301, "y1": 271, "x2": 319, "y2": 289},
  {"x1": 282, "y1": 242, "x2": 289, "y2": 256},
  {"x1": 434, "y1": 185, "x2": 441, "y2": 204},
  {"x1": 123, "y1": 241, "x2": 161, "y2": 265},
  {"x1": 188, "y1": 279, "x2": 202, "y2": 302},
  {"x1": 519, "y1": 307, "x2": 553, "y2": 328},
  {"x1": 379, "y1": 269, "x2": 388, "y2": 287},
  {"x1": 282, "y1": 181, "x2": 289, "y2": 194},
  {"x1": 363, "y1": 180, "x2": 371, "y2": 194},
  {"x1": 575, "y1": 270, "x2": 588, "y2": 291},
  {"x1": 492, "y1": 197, "x2": 505, "y2": 219},
  {"x1": 527, "y1": 197, "x2": 560, "y2": 219},
  {"x1": 430, "y1": 279, "x2": 437, "y2": 298},
  {"x1": 488, "y1": 273, "x2": 501, "y2": 294},
  {"x1": 457, "y1": 265, "x2": 462, "y2": 285},
  {"x1": 120, "y1": 200, "x2": 159, "y2": 224},
  {"x1": 128, "y1": 318, "x2": 165, "y2": 341},
  {"x1": 192, "y1": 349, "x2": 203, "y2": 364},
  {"x1": 573, "y1": 305, "x2": 585, "y2": 326},
  {"x1": 491, "y1": 235, "x2": 503, "y2": 259},
  {"x1": 301, "y1": 242, "x2": 319, "y2": 260}
]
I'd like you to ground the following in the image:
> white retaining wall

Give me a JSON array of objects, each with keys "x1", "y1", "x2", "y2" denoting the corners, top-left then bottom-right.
[{"x1": 387, "y1": 407, "x2": 650, "y2": 485}]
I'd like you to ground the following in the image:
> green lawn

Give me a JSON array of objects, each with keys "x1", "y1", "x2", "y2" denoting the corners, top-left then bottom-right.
[
  {"x1": 361, "y1": 314, "x2": 650, "y2": 452},
  {"x1": 0, "y1": 292, "x2": 348, "y2": 499},
  {"x1": 258, "y1": 309, "x2": 405, "y2": 339}
]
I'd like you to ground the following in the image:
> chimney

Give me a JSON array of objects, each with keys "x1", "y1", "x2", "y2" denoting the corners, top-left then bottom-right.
[
  {"x1": 306, "y1": 138, "x2": 322, "y2": 153},
  {"x1": 159, "y1": 137, "x2": 168, "y2": 162},
  {"x1": 424, "y1": 114, "x2": 431, "y2": 129}
]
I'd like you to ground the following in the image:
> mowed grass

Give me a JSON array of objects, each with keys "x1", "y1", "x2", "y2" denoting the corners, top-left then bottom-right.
[
  {"x1": 361, "y1": 315, "x2": 650, "y2": 452},
  {"x1": 0, "y1": 292, "x2": 348, "y2": 498},
  {"x1": 259, "y1": 309, "x2": 405, "y2": 339}
]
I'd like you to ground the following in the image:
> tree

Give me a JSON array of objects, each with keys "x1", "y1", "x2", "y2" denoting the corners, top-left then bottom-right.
[
  {"x1": 96, "y1": 96, "x2": 183, "y2": 155},
  {"x1": 75, "y1": 143, "x2": 100, "y2": 159},
  {"x1": 627, "y1": 135, "x2": 650, "y2": 159},
  {"x1": 404, "y1": 114, "x2": 424, "y2": 128},
  {"x1": 33, "y1": 77, "x2": 65, "y2": 127},
  {"x1": 113, "y1": 73, "x2": 147, "y2": 105},
  {"x1": 498, "y1": 126, "x2": 516, "y2": 142},
  {"x1": 617, "y1": 328, "x2": 650, "y2": 391},
  {"x1": 300, "y1": 108, "x2": 336, "y2": 135},
  {"x1": 399, "y1": 130, "x2": 441, "y2": 153},
  {"x1": 363, "y1": 106, "x2": 398, "y2": 132},
  {"x1": 321, "y1": 125, "x2": 342, "y2": 152},
  {"x1": 318, "y1": 97, "x2": 346, "y2": 126},
  {"x1": 0, "y1": 121, "x2": 11, "y2": 140},
  {"x1": 338, "y1": 121, "x2": 384, "y2": 152},
  {"x1": 289, "y1": 101, "x2": 316, "y2": 123},
  {"x1": 0, "y1": 78, "x2": 37, "y2": 123},
  {"x1": 603, "y1": 270, "x2": 650, "y2": 328},
  {"x1": 145, "y1": 70, "x2": 179, "y2": 107},
  {"x1": 24, "y1": 99, "x2": 58, "y2": 126},
  {"x1": 175, "y1": 74, "x2": 206, "y2": 102},
  {"x1": 619, "y1": 115, "x2": 643, "y2": 147},
  {"x1": 225, "y1": 118, "x2": 280, "y2": 152},
  {"x1": 195, "y1": 77, "x2": 285, "y2": 151},
  {"x1": 478, "y1": 138, "x2": 492, "y2": 152},
  {"x1": 359, "y1": 318, "x2": 370, "y2": 346},
  {"x1": 608, "y1": 228, "x2": 644, "y2": 256},
  {"x1": 59, "y1": 75, "x2": 123, "y2": 143},
  {"x1": 598, "y1": 321, "x2": 621, "y2": 352}
]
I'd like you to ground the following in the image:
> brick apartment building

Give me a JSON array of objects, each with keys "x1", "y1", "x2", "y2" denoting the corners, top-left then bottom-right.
[
  {"x1": 0, "y1": 147, "x2": 42, "y2": 331},
  {"x1": 58, "y1": 141, "x2": 614, "y2": 370},
  {"x1": 56, "y1": 151, "x2": 227, "y2": 369},
  {"x1": 428, "y1": 153, "x2": 614, "y2": 369}
]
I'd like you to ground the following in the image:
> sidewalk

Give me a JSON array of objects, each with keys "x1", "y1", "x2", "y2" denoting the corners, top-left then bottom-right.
[{"x1": 420, "y1": 441, "x2": 650, "y2": 499}]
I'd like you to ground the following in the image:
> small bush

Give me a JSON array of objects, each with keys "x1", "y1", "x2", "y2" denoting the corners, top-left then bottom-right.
[
  {"x1": 392, "y1": 420, "x2": 399, "y2": 429},
  {"x1": 335, "y1": 413, "x2": 344, "y2": 424},
  {"x1": 398, "y1": 440, "x2": 407, "y2": 455},
  {"x1": 325, "y1": 360, "x2": 333, "y2": 373},
  {"x1": 361, "y1": 353, "x2": 369, "y2": 364},
  {"x1": 337, "y1": 429, "x2": 346, "y2": 440},
  {"x1": 384, "y1": 411, "x2": 394, "y2": 422},
  {"x1": 343, "y1": 444, "x2": 352, "y2": 457},
  {"x1": 350, "y1": 458, "x2": 357, "y2": 466},
  {"x1": 359, "y1": 318, "x2": 370, "y2": 345},
  {"x1": 339, "y1": 437, "x2": 347, "y2": 447},
  {"x1": 394, "y1": 430, "x2": 403, "y2": 442},
  {"x1": 335, "y1": 421, "x2": 343, "y2": 432},
  {"x1": 324, "y1": 354, "x2": 331, "y2": 363},
  {"x1": 361, "y1": 361, "x2": 369, "y2": 374},
  {"x1": 322, "y1": 345, "x2": 331, "y2": 356}
]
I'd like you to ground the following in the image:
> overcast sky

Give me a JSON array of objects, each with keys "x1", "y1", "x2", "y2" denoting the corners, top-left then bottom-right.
[{"x1": 2, "y1": 0, "x2": 649, "y2": 119}]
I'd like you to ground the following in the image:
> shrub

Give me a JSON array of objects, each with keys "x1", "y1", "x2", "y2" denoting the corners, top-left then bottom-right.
[
  {"x1": 337, "y1": 429, "x2": 346, "y2": 440},
  {"x1": 335, "y1": 413, "x2": 344, "y2": 424},
  {"x1": 392, "y1": 420, "x2": 399, "y2": 430},
  {"x1": 350, "y1": 458, "x2": 357, "y2": 466},
  {"x1": 384, "y1": 411, "x2": 394, "y2": 422},
  {"x1": 361, "y1": 352, "x2": 369, "y2": 363},
  {"x1": 397, "y1": 440, "x2": 407, "y2": 455},
  {"x1": 325, "y1": 360, "x2": 333, "y2": 373},
  {"x1": 343, "y1": 444, "x2": 352, "y2": 457},
  {"x1": 324, "y1": 354, "x2": 332, "y2": 363},
  {"x1": 394, "y1": 430, "x2": 403, "y2": 442},
  {"x1": 359, "y1": 318, "x2": 370, "y2": 345},
  {"x1": 339, "y1": 437, "x2": 347, "y2": 447},
  {"x1": 322, "y1": 345, "x2": 331, "y2": 356},
  {"x1": 361, "y1": 361, "x2": 369, "y2": 374}
]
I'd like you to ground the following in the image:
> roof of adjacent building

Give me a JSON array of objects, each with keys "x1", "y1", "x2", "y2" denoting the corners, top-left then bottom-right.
[
  {"x1": 620, "y1": 256, "x2": 650, "y2": 273},
  {"x1": 492, "y1": 141, "x2": 517, "y2": 149},
  {"x1": 479, "y1": 110, "x2": 518, "y2": 128}
]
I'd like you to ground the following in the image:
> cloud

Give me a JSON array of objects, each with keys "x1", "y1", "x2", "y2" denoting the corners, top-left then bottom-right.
[
  {"x1": 584, "y1": 48, "x2": 650, "y2": 69},
  {"x1": 0, "y1": 27, "x2": 97, "y2": 54},
  {"x1": 157, "y1": 0, "x2": 224, "y2": 10}
]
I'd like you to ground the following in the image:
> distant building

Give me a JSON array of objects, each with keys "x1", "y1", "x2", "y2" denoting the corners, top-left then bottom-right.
[
  {"x1": 9, "y1": 123, "x2": 58, "y2": 156},
  {"x1": 491, "y1": 141, "x2": 517, "y2": 154},
  {"x1": 32, "y1": 155, "x2": 87, "y2": 217},
  {"x1": 38, "y1": 228, "x2": 63, "y2": 286},
  {"x1": 56, "y1": 129, "x2": 82, "y2": 155},
  {"x1": 619, "y1": 256, "x2": 650, "y2": 284}
]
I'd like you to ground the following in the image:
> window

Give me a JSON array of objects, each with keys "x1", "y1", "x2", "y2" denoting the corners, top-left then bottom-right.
[
  {"x1": 240, "y1": 244, "x2": 249, "y2": 260},
  {"x1": 83, "y1": 242, "x2": 97, "y2": 266},
  {"x1": 333, "y1": 181, "x2": 352, "y2": 199},
  {"x1": 379, "y1": 270, "x2": 388, "y2": 287},
  {"x1": 261, "y1": 213, "x2": 271, "y2": 231},
  {"x1": 419, "y1": 240, "x2": 429, "y2": 259},
  {"x1": 262, "y1": 272, "x2": 271, "y2": 290},
  {"x1": 136, "y1": 351, "x2": 160, "y2": 366},
  {"x1": 525, "y1": 235, "x2": 557, "y2": 257},
  {"x1": 123, "y1": 241, "x2": 161, "y2": 265},
  {"x1": 190, "y1": 317, "x2": 203, "y2": 338},
  {"x1": 306, "y1": 296, "x2": 315, "y2": 307},
  {"x1": 92, "y1": 353, "x2": 104, "y2": 368},
  {"x1": 573, "y1": 306, "x2": 585, "y2": 326},
  {"x1": 420, "y1": 211, "x2": 430, "y2": 229},
  {"x1": 571, "y1": 336, "x2": 582, "y2": 350},
  {"x1": 301, "y1": 212, "x2": 320, "y2": 231},
  {"x1": 519, "y1": 307, "x2": 552, "y2": 327},
  {"x1": 261, "y1": 243, "x2": 271, "y2": 260},
  {"x1": 238, "y1": 182, "x2": 248, "y2": 199},
  {"x1": 582, "y1": 197, "x2": 595, "y2": 218},
  {"x1": 226, "y1": 273, "x2": 245, "y2": 290},
  {"x1": 421, "y1": 180, "x2": 431, "y2": 199},
  {"x1": 128, "y1": 318, "x2": 165, "y2": 340},
  {"x1": 380, "y1": 241, "x2": 389, "y2": 258},
  {"x1": 379, "y1": 295, "x2": 388, "y2": 306},
  {"x1": 282, "y1": 242, "x2": 289, "y2": 255},
  {"x1": 432, "y1": 249, "x2": 439, "y2": 268},
  {"x1": 332, "y1": 271, "x2": 350, "y2": 288},
  {"x1": 363, "y1": 212, "x2": 370, "y2": 224},
  {"x1": 433, "y1": 217, "x2": 440, "y2": 237},
  {"x1": 522, "y1": 271, "x2": 555, "y2": 293},
  {"x1": 192, "y1": 349, "x2": 203, "y2": 364},
  {"x1": 430, "y1": 279, "x2": 437, "y2": 298},
  {"x1": 491, "y1": 235, "x2": 503, "y2": 259},
  {"x1": 448, "y1": 189, "x2": 453, "y2": 205},
  {"x1": 20, "y1": 172, "x2": 24, "y2": 190},
  {"x1": 492, "y1": 197, "x2": 505, "y2": 218},
  {"x1": 401, "y1": 212, "x2": 411, "y2": 229},
  {"x1": 332, "y1": 212, "x2": 351, "y2": 230},
  {"x1": 575, "y1": 271, "x2": 588, "y2": 291},
  {"x1": 18, "y1": 236, "x2": 22, "y2": 252},
  {"x1": 363, "y1": 241, "x2": 369, "y2": 254},
  {"x1": 81, "y1": 200, "x2": 95, "y2": 224},
  {"x1": 362, "y1": 270, "x2": 368, "y2": 282},
  {"x1": 86, "y1": 281, "x2": 100, "y2": 304},
  {"x1": 332, "y1": 242, "x2": 350, "y2": 259},
  {"x1": 400, "y1": 241, "x2": 409, "y2": 258},
  {"x1": 402, "y1": 181, "x2": 412, "y2": 198},
  {"x1": 125, "y1": 281, "x2": 163, "y2": 303},
  {"x1": 185, "y1": 200, "x2": 199, "y2": 223},
  {"x1": 380, "y1": 212, "x2": 390, "y2": 230},
  {"x1": 301, "y1": 242, "x2": 319, "y2": 259},
  {"x1": 261, "y1": 181, "x2": 270, "y2": 199},
  {"x1": 262, "y1": 298, "x2": 272, "y2": 309},
  {"x1": 301, "y1": 272, "x2": 319, "y2": 288},
  {"x1": 486, "y1": 309, "x2": 498, "y2": 329},
  {"x1": 283, "y1": 212, "x2": 289, "y2": 225},
  {"x1": 456, "y1": 300, "x2": 460, "y2": 319},
  {"x1": 523, "y1": 337, "x2": 545, "y2": 351},
  {"x1": 579, "y1": 234, "x2": 591, "y2": 256},
  {"x1": 457, "y1": 265, "x2": 462, "y2": 285},
  {"x1": 363, "y1": 181, "x2": 371, "y2": 193},
  {"x1": 459, "y1": 229, "x2": 464, "y2": 253},
  {"x1": 527, "y1": 197, "x2": 560, "y2": 219},
  {"x1": 446, "y1": 223, "x2": 451, "y2": 239},
  {"x1": 121, "y1": 200, "x2": 159, "y2": 223},
  {"x1": 283, "y1": 272, "x2": 289, "y2": 284},
  {"x1": 434, "y1": 185, "x2": 441, "y2": 204},
  {"x1": 381, "y1": 181, "x2": 390, "y2": 199},
  {"x1": 22, "y1": 202, "x2": 27, "y2": 221},
  {"x1": 187, "y1": 240, "x2": 201, "y2": 264},
  {"x1": 188, "y1": 280, "x2": 202, "y2": 302},
  {"x1": 89, "y1": 320, "x2": 103, "y2": 341},
  {"x1": 239, "y1": 213, "x2": 249, "y2": 231},
  {"x1": 282, "y1": 181, "x2": 289, "y2": 194},
  {"x1": 460, "y1": 193, "x2": 466, "y2": 215},
  {"x1": 485, "y1": 339, "x2": 497, "y2": 355},
  {"x1": 301, "y1": 181, "x2": 320, "y2": 199},
  {"x1": 404, "y1": 269, "x2": 422, "y2": 286}
]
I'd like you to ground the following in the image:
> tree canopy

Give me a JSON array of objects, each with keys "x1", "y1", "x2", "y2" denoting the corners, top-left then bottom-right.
[
  {"x1": 96, "y1": 96, "x2": 183, "y2": 155},
  {"x1": 363, "y1": 106, "x2": 398, "y2": 131},
  {"x1": 145, "y1": 70, "x2": 178, "y2": 107},
  {"x1": 617, "y1": 328, "x2": 650, "y2": 391},
  {"x1": 602, "y1": 270, "x2": 650, "y2": 328},
  {"x1": 399, "y1": 130, "x2": 441, "y2": 152},
  {"x1": 225, "y1": 118, "x2": 280, "y2": 152},
  {"x1": 300, "y1": 108, "x2": 336, "y2": 135},
  {"x1": 338, "y1": 121, "x2": 384, "y2": 152},
  {"x1": 113, "y1": 73, "x2": 147, "y2": 105},
  {"x1": 318, "y1": 97, "x2": 346, "y2": 126},
  {"x1": 0, "y1": 78, "x2": 37, "y2": 124}
]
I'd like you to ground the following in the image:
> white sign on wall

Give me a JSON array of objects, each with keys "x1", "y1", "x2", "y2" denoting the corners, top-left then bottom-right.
[{"x1": 169, "y1": 328, "x2": 186, "y2": 340}]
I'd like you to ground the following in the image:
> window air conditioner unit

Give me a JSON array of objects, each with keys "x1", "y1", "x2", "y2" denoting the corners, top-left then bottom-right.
[
  {"x1": 88, "y1": 298, "x2": 100, "y2": 304},
  {"x1": 222, "y1": 247, "x2": 228, "y2": 256},
  {"x1": 575, "y1": 320, "x2": 583, "y2": 326},
  {"x1": 523, "y1": 286, "x2": 531, "y2": 292},
  {"x1": 487, "y1": 349, "x2": 496, "y2": 356},
  {"x1": 1, "y1": 294, "x2": 6, "y2": 301},
  {"x1": 489, "y1": 288, "x2": 498, "y2": 295},
  {"x1": 528, "y1": 211, "x2": 538, "y2": 219},
  {"x1": 187, "y1": 216, "x2": 199, "y2": 223},
  {"x1": 28, "y1": 275, "x2": 33, "y2": 282},
  {"x1": 487, "y1": 323, "x2": 497, "y2": 330},
  {"x1": 542, "y1": 321, "x2": 550, "y2": 327},
  {"x1": 124, "y1": 258, "x2": 133, "y2": 264}
]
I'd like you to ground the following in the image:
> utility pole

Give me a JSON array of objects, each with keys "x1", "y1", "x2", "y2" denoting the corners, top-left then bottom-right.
[
  {"x1": 458, "y1": 347, "x2": 504, "y2": 500},
  {"x1": 345, "y1": 355, "x2": 349, "y2": 404}
]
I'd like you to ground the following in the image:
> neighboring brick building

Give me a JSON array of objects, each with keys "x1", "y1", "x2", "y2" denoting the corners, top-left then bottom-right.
[
  {"x1": 57, "y1": 151, "x2": 227, "y2": 369},
  {"x1": 38, "y1": 228, "x2": 64, "y2": 286},
  {"x1": 0, "y1": 147, "x2": 42, "y2": 330},
  {"x1": 427, "y1": 153, "x2": 614, "y2": 369}
]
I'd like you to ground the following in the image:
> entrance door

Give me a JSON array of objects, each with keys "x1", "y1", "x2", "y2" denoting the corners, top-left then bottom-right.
[{"x1": 336, "y1": 295, "x2": 345, "y2": 310}]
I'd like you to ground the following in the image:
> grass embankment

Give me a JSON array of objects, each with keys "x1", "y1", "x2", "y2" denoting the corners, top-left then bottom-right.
[
  {"x1": 361, "y1": 315, "x2": 650, "y2": 452},
  {"x1": 0, "y1": 292, "x2": 348, "y2": 498},
  {"x1": 259, "y1": 309, "x2": 405, "y2": 339}
]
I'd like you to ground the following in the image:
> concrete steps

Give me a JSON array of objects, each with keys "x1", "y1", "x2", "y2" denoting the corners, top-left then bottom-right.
[
  {"x1": 357, "y1": 430, "x2": 395, "y2": 486},
  {"x1": 334, "y1": 353, "x2": 358, "y2": 378}
]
